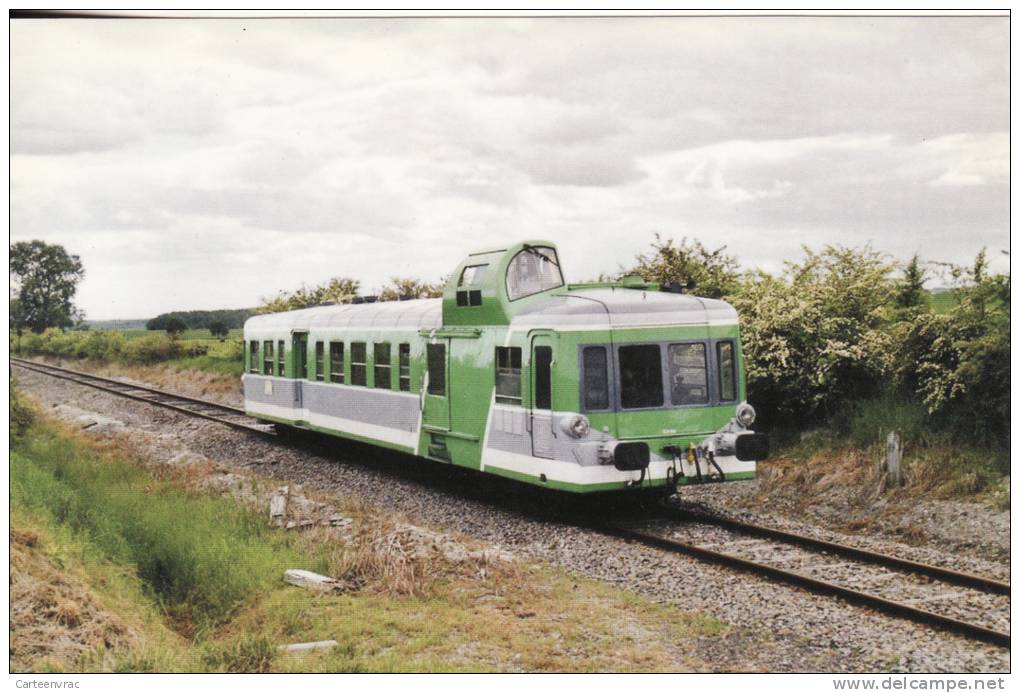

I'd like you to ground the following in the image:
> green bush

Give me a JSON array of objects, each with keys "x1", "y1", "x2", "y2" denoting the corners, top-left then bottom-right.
[
  {"x1": 13, "y1": 327, "x2": 219, "y2": 372},
  {"x1": 730, "y1": 245, "x2": 894, "y2": 428},
  {"x1": 121, "y1": 334, "x2": 180, "y2": 364}
]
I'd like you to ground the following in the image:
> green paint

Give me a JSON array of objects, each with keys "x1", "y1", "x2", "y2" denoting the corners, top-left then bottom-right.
[{"x1": 244, "y1": 241, "x2": 763, "y2": 494}]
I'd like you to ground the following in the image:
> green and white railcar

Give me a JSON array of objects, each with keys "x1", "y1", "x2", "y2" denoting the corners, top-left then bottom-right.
[{"x1": 242, "y1": 241, "x2": 768, "y2": 495}]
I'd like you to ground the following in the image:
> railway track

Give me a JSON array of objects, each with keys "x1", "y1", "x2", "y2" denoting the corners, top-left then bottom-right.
[
  {"x1": 12, "y1": 356, "x2": 1011, "y2": 648},
  {"x1": 11, "y1": 358, "x2": 275, "y2": 436},
  {"x1": 597, "y1": 513, "x2": 1010, "y2": 648}
]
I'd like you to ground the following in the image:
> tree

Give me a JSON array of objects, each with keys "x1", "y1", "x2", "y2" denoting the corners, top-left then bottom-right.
[
  {"x1": 379, "y1": 277, "x2": 444, "y2": 301},
  {"x1": 208, "y1": 320, "x2": 229, "y2": 340},
  {"x1": 891, "y1": 252, "x2": 1009, "y2": 448},
  {"x1": 627, "y1": 234, "x2": 741, "y2": 298},
  {"x1": 10, "y1": 240, "x2": 85, "y2": 334},
  {"x1": 164, "y1": 316, "x2": 187, "y2": 337},
  {"x1": 895, "y1": 254, "x2": 927, "y2": 310},
  {"x1": 258, "y1": 277, "x2": 361, "y2": 314}
]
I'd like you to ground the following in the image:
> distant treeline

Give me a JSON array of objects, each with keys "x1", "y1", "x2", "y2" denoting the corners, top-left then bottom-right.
[
  {"x1": 146, "y1": 308, "x2": 255, "y2": 331},
  {"x1": 86, "y1": 319, "x2": 148, "y2": 330}
]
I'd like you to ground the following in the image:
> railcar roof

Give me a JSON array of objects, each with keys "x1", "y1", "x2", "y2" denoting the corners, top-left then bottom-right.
[
  {"x1": 244, "y1": 298, "x2": 442, "y2": 332},
  {"x1": 511, "y1": 288, "x2": 737, "y2": 327},
  {"x1": 244, "y1": 288, "x2": 736, "y2": 334}
]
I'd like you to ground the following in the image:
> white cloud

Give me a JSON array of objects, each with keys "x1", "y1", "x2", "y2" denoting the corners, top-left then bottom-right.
[{"x1": 8, "y1": 16, "x2": 1009, "y2": 319}]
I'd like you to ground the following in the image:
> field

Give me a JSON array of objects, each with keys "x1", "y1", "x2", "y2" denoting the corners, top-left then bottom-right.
[
  {"x1": 119, "y1": 328, "x2": 244, "y2": 342},
  {"x1": 927, "y1": 290, "x2": 959, "y2": 314}
]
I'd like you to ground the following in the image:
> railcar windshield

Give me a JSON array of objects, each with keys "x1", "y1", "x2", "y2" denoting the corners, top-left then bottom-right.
[
  {"x1": 668, "y1": 343, "x2": 709, "y2": 405},
  {"x1": 506, "y1": 246, "x2": 563, "y2": 301},
  {"x1": 619, "y1": 344, "x2": 663, "y2": 409}
]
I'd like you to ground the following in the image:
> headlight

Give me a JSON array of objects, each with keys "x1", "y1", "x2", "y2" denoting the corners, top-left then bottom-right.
[
  {"x1": 736, "y1": 402, "x2": 756, "y2": 428},
  {"x1": 560, "y1": 414, "x2": 591, "y2": 438}
]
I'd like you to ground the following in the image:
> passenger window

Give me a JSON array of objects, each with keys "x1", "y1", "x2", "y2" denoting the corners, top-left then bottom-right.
[
  {"x1": 249, "y1": 340, "x2": 259, "y2": 374},
  {"x1": 426, "y1": 343, "x2": 445, "y2": 396},
  {"x1": 263, "y1": 341, "x2": 274, "y2": 375},
  {"x1": 351, "y1": 342, "x2": 367, "y2": 386},
  {"x1": 330, "y1": 342, "x2": 344, "y2": 383},
  {"x1": 277, "y1": 340, "x2": 285, "y2": 376},
  {"x1": 668, "y1": 343, "x2": 708, "y2": 405},
  {"x1": 495, "y1": 346, "x2": 522, "y2": 405},
  {"x1": 582, "y1": 346, "x2": 609, "y2": 410},
  {"x1": 533, "y1": 346, "x2": 552, "y2": 410},
  {"x1": 619, "y1": 344, "x2": 663, "y2": 409},
  {"x1": 718, "y1": 341, "x2": 737, "y2": 402},
  {"x1": 374, "y1": 343, "x2": 391, "y2": 389},
  {"x1": 398, "y1": 343, "x2": 411, "y2": 391},
  {"x1": 315, "y1": 342, "x2": 324, "y2": 381}
]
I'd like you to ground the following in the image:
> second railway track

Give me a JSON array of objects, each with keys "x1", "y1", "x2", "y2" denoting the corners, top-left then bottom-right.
[
  {"x1": 11, "y1": 356, "x2": 1011, "y2": 649},
  {"x1": 596, "y1": 514, "x2": 1010, "y2": 648}
]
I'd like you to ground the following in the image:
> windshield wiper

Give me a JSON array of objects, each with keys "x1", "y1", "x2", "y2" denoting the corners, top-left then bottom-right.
[{"x1": 523, "y1": 245, "x2": 560, "y2": 268}]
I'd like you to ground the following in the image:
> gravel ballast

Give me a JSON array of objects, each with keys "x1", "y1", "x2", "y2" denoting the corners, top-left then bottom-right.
[{"x1": 13, "y1": 365, "x2": 1010, "y2": 673}]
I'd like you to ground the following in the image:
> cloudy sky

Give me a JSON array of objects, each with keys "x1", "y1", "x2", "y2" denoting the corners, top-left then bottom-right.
[{"x1": 10, "y1": 15, "x2": 1009, "y2": 320}]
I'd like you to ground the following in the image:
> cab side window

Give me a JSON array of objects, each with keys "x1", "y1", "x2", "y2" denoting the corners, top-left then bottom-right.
[
  {"x1": 495, "y1": 347, "x2": 522, "y2": 405},
  {"x1": 582, "y1": 346, "x2": 609, "y2": 410},
  {"x1": 533, "y1": 346, "x2": 552, "y2": 410},
  {"x1": 426, "y1": 344, "x2": 445, "y2": 396},
  {"x1": 717, "y1": 340, "x2": 737, "y2": 402}
]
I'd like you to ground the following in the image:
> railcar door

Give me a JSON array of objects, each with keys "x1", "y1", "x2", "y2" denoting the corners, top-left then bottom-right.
[
  {"x1": 423, "y1": 339, "x2": 451, "y2": 431},
  {"x1": 291, "y1": 332, "x2": 307, "y2": 409},
  {"x1": 529, "y1": 333, "x2": 556, "y2": 459}
]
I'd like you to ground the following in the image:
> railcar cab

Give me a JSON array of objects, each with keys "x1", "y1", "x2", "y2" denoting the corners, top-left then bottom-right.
[
  {"x1": 441, "y1": 241, "x2": 566, "y2": 327},
  {"x1": 429, "y1": 240, "x2": 768, "y2": 494}
]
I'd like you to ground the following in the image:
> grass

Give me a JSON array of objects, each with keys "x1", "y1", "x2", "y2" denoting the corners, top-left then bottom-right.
[
  {"x1": 10, "y1": 398, "x2": 731, "y2": 673},
  {"x1": 11, "y1": 425, "x2": 323, "y2": 634}
]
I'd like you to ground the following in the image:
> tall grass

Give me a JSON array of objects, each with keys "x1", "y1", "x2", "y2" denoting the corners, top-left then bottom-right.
[
  {"x1": 11, "y1": 426, "x2": 323, "y2": 633},
  {"x1": 836, "y1": 396, "x2": 930, "y2": 449}
]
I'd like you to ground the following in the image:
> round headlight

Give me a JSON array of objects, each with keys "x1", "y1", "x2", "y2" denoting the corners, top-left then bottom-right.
[
  {"x1": 561, "y1": 414, "x2": 591, "y2": 439},
  {"x1": 736, "y1": 402, "x2": 756, "y2": 428}
]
